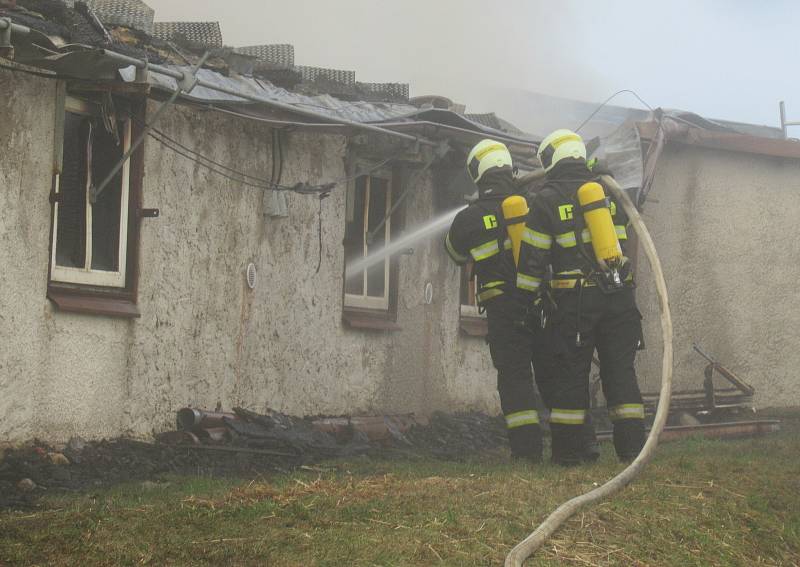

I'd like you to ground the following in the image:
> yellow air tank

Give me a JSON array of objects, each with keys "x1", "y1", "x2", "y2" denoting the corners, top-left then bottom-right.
[
  {"x1": 502, "y1": 195, "x2": 529, "y2": 267},
  {"x1": 577, "y1": 182, "x2": 622, "y2": 267}
]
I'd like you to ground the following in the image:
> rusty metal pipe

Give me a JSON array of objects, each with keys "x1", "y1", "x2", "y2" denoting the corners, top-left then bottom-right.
[
  {"x1": 0, "y1": 18, "x2": 31, "y2": 34},
  {"x1": 176, "y1": 408, "x2": 238, "y2": 430},
  {"x1": 595, "y1": 420, "x2": 781, "y2": 443}
]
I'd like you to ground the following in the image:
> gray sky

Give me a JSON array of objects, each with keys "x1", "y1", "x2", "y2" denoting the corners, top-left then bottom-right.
[{"x1": 147, "y1": 0, "x2": 800, "y2": 132}]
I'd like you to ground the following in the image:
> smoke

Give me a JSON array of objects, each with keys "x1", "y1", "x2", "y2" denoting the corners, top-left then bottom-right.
[
  {"x1": 147, "y1": 0, "x2": 800, "y2": 128},
  {"x1": 145, "y1": 1, "x2": 613, "y2": 108}
]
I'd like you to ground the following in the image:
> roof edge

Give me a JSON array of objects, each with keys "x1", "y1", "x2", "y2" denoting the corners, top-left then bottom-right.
[{"x1": 638, "y1": 120, "x2": 800, "y2": 160}]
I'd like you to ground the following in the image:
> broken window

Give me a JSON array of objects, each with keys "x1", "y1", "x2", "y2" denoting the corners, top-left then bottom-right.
[
  {"x1": 343, "y1": 173, "x2": 392, "y2": 310},
  {"x1": 50, "y1": 95, "x2": 131, "y2": 288},
  {"x1": 459, "y1": 263, "x2": 485, "y2": 318},
  {"x1": 458, "y1": 262, "x2": 487, "y2": 337}
]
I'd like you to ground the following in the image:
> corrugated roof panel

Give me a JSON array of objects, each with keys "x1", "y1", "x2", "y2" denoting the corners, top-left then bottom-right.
[
  {"x1": 236, "y1": 44, "x2": 295, "y2": 67},
  {"x1": 357, "y1": 82, "x2": 409, "y2": 101},
  {"x1": 296, "y1": 65, "x2": 355, "y2": 86},
  {"x1": 465, "y1": 112, "x2": 502, "y2": 131},
  {"x1": 152, "y1": 21, "x2": 223, "y2": 47},
  {"x1": 84, "y1": 0, "x2": 154, "y2": 34}
]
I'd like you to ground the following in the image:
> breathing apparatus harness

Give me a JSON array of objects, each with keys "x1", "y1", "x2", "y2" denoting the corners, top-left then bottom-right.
[
  {"x1": 547, "y1": 172, "x2": 631, "y2": 346},
  {"x1": 468, "y1": 194, "x2": 518, "y2": 315}
]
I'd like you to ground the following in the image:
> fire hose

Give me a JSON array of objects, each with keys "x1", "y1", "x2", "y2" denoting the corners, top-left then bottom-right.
[{"x1": 505, "y1": 174, "x2": 673, "y2": 567}]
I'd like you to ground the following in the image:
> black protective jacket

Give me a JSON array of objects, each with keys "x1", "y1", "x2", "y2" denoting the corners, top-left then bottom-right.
[
  {"x1": 517, "y1": 160, "x2": 630, "y2": 291},
  {"x1": 445, "y1": 177, "x2": 528, "y2": 305}
]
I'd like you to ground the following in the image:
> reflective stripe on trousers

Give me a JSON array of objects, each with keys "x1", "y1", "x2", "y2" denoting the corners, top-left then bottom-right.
[
  {"x1": 608, "y1": 403, "x2": 645, "y2": 421},
  {"x1": 505, "y1": 410, "x2": 540, "y2": 429},
  {"x1": 549, "y1": 408, "x2": 586, "y2": 425}
]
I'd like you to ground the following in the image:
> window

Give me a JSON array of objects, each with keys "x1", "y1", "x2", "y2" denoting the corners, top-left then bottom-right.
[
  {"x1": 51, "y1": 96, "x2": 131, "y2": 287},
  {"x1": 459, "y1": 262, "x2": 488, "y2": 337},
  {"x1": 344, "y1": 174, "x2": 392, "y2": 310},
  {"x1": 47, "y1": 90, "x2": 144, "y2": 318},
  {"x1": 459, "y1": 263, "x2": 482, "y2": 317},
  {"x1": 342, "y1": 168, "x2": 403, "y2": 330}
]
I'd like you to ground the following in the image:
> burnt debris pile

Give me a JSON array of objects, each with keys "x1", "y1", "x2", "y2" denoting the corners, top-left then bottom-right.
[
  {"x1": 404, "y1": 412, "x2": 508, "y2": 459},
  {"x1": 0, "y1": 408, "x2": 508, "y2": 509},
  {"x1": 163, "y1": 407, "x2": 507, "y2": 461}
]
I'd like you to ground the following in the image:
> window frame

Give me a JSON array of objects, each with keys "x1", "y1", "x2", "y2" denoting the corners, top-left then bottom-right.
[
  {"x1": 46, "y1": 85, "x2": 147, "y2": 318},
  {"x1": 49, "y1": 95, "x2": 132, "y2": 289},
  {"x1": 341, "y1": 162, "x2": 404, "y2": 331},
  {"x1": 458, "y1": 261, "x2": 488, "y2": 337},
  {"x1": 343, "y1": 172, "x2": 393, "y2": 311},
  {"x1": 459, "y1": 262, "x2": 484, "y2": 318}
]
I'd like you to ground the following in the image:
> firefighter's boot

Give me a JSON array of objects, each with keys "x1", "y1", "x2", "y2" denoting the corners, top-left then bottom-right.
[
  {"x1": 612, "y1": 419, "x2": 645, "y2": 462},
  {"x1": 508, "y1": 423, "x2": 543, "y2": 463},
  {"x1": 581, "y1": 415, "x2": 601, "y2": 463},
  {"x1": 550, "y1": 423, "x2": 585, "y2": 467}
]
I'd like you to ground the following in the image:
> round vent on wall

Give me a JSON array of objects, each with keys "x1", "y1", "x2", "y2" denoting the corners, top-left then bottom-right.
[{"x1": 246, "y1": 263, "x2": 257, "y2": 290}]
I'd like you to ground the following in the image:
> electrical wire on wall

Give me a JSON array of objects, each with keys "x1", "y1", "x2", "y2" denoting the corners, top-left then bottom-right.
[
  {"x1": 0, "y1": 62, "x2": 403, "y2": 198},
  {"x1": 139, "y1": 119, "x2": 412, "y2": 277},
  {"x1": 142, "y1": 119, "x2": 403, "y2": 196},
  {"x1": 144, "y1": 125, "x2": 333, "y2": 195},
  {"x1": 571, "y1": 88, "x2": 665, "y2": 209},
  {"x1": 574, "y1": 89, "x2": 655, "y2": 133},
  {"x1": 315, "y1": 193, "x2": 329, "y2": 274}
]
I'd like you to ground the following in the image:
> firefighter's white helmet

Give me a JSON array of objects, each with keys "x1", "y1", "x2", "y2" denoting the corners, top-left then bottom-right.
[
  {"x1": 466, "y1": 139, "x2": 513, "y2": 184},
  {"x1": 537, "y1": 129, "x2": 586, "y2": 173}
]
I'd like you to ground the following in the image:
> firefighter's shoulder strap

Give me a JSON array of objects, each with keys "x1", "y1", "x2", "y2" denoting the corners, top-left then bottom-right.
[{"x1": 549, "y1": 181, "x2": 597, "y2": 273}]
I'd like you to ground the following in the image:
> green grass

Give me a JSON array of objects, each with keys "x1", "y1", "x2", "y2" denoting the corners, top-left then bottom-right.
[{"x1": 2, "y1": 421, "x2": 799, "y2": 566}]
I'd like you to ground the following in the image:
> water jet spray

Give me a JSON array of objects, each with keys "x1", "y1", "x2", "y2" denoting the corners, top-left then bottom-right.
[{"x1": 345, "y1": 205, "x2": 467, "y2": 280}]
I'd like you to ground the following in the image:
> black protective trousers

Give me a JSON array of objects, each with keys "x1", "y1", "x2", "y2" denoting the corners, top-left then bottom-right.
[
  {"x1": 485, "y1": 295, "x2": 543, "y2": 461},
  {"x1": 537, "y1": 286, "x2": 646, "y2": 464}
]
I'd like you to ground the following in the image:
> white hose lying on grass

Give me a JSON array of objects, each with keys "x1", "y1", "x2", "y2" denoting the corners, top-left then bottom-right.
[{"x1": 505, "y1": 174, "x2": 673, "y2": 567}]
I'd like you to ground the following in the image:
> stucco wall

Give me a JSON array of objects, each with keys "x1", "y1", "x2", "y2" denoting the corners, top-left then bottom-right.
[
  {"x1": 635, "y1": 144, "x2": 800, "y2": 407},
  {"x1": 0, "y1": 69, "x2": 497, "y2": 442},
  {"x1": 1, "y1": 70, "x2": 57, "y2": 441}
]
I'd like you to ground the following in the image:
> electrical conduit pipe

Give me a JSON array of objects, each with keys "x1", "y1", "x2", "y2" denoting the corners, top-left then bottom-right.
[{"x1": 505, "y1": 174, "x2": 673, "y2": 567}]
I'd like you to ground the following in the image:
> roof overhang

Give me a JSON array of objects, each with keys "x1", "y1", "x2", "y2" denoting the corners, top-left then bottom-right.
[
  {"x1": 377, "y1": 120, "x2": 537, "y2": 167},
  {"x1": 638, "y1": 120, "x2": 800, "y2": 160}
]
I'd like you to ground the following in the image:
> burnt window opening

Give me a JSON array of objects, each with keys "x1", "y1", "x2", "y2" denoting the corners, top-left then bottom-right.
[
  {"x1": 458, "y1": 262, "x2": 488, "y2": 337},
  {"x1": 459, "y1": 262, "x2": 486, "y2": 320},
  {"x1": 51, "y1": 95, "x2": 131, "y2": 289},
  {"x1": 344, "y1": 173, "x2": 392, "y2": 310},
  {"x1": 459, "y1": 263, "x2": 478, "y2": 309}
]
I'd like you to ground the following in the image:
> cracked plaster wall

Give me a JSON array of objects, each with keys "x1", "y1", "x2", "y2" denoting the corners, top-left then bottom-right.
[
  {"x1": 634, "y1": 144, "x2": 800, "y2": 408},
  {"x1": 0, "y1": 69, "x2": 497, "y2": 442}
]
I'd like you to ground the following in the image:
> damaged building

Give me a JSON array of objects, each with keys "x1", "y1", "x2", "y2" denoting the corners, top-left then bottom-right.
[
  {"x1": 0, "y1": 0, "x2": 538, "y2": 442},
  {"x1": 2, "y1": 0, "x2": 800, "y2": 445}
]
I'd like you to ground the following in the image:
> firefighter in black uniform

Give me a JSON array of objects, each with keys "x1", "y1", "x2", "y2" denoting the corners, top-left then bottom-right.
[
  {"x1": 445, "y1": 139, "x2": 543, "y2": 462},
  {"x1": 519, "y1": 129, "x2": 646, "y2": 466}
]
